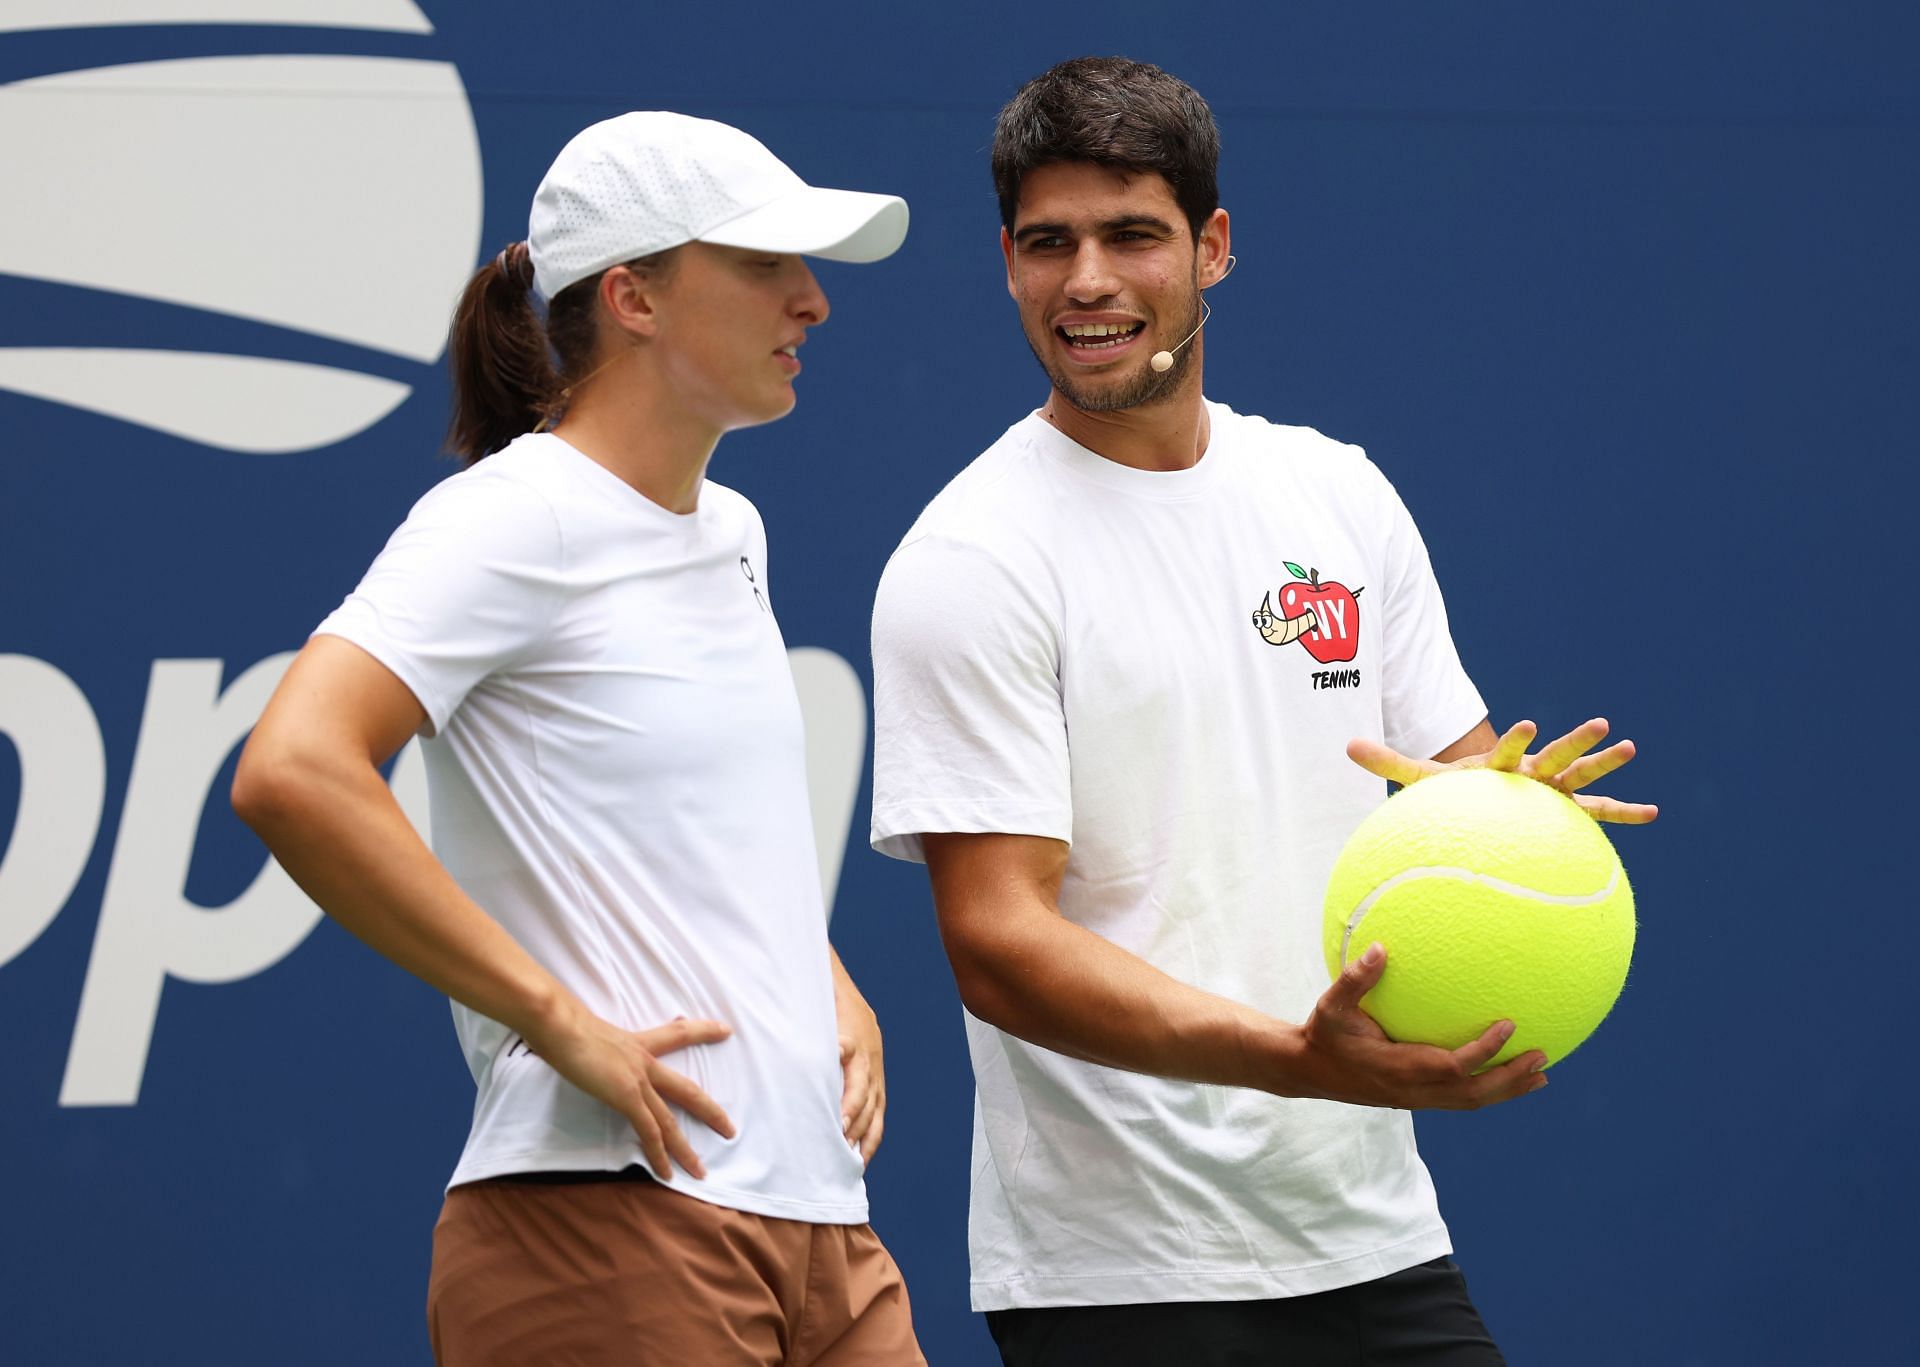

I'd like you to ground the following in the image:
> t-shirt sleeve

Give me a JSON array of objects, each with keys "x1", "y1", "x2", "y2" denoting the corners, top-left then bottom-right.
[
  {"x1": 1368, "y1": 467, "x2": 1487, "y2": 760},
  {"x1": 869, "y1": 533, "x2": 1071, "y2": 864},
  {"x1": 312, "y1": 471, "x2": 565, "y2": 736}
]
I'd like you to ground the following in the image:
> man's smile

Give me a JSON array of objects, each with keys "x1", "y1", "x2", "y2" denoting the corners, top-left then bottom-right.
[{"x1": 1054, "y1": 315, "x2": 1147, "y2": 361}]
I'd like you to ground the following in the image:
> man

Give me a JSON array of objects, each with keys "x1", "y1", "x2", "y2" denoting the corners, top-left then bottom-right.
[{"x1": 869, "y1": 58, "x2": 1653, "y2": 1365}]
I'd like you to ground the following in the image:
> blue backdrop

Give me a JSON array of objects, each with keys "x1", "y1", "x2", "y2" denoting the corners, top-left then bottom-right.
[{"x1": 3, "y1": 3, "x2": 1914, "y2": 1363}]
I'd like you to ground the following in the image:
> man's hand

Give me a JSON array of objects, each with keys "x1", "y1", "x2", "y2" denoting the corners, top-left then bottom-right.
[
  {"x1": 529, "y1": 1007, "x2": 736, "y2": 1180},
  {"x1": 1348, "y1": 717, "x2": 1658, "y2": 825},
  {"x1": 832, "y1": 953, "x2": 887, "y2": 1165},
  {"x1": 1291, "y1": 942, "x2": 1548, "y2": 1109}
]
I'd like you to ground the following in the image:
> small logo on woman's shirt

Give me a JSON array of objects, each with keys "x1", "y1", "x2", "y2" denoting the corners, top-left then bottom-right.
[{"x1": 740, "y1": 556, "x2": 769, "y2": 612}]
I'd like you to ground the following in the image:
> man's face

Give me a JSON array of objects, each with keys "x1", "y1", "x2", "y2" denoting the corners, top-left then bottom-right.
[
  {"x1": 1001, "y1": 162, "x2": 1226, "y2": 413},
  {"x1": 650, "y1": 243, "x2": 830, "y2": 432}
]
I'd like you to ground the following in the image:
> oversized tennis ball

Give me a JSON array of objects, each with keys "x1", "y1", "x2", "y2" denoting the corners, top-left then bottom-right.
[{"x1": 1322, "y1": 769, "x2": 1635, "y2": 1067}]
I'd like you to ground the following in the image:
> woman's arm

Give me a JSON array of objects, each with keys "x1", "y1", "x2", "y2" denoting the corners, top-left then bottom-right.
[{"x1": 232, "y1": 634, "x2": 734, "y2": 1177}]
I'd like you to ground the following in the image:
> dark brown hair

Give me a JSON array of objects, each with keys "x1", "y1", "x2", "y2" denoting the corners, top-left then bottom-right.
[
  {"x1": 991, "y1": 56, "x2": 1221, "y2": 239},
  {"x1": 443, "y1": 243, "x2": 674, "y2": 464}
]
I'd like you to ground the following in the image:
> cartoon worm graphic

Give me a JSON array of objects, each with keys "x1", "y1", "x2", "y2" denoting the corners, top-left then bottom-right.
[{"x1": 1252, "y1": 592, "x2": 1316, "y2": 646}]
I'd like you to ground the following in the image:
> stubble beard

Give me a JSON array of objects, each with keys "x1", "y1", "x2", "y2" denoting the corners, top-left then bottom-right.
[{"x1": 1024, "y1": 280, "x2": 1204, "y2": 414}]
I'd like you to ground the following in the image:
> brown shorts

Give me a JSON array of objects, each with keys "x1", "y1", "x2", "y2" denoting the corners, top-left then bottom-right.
[{"x1": 427, "y1": 1170, "x2": 924, "y2": 1366}]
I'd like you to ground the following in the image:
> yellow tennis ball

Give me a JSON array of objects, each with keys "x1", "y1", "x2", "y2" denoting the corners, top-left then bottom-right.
[{"x1": 1322, "y1": 768, "x2": 1636, "y2": 1067}]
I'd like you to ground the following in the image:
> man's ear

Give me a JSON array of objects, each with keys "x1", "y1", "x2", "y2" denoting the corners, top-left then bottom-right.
[
  {"x1": 1198, "y1": 208, "x2": 1232, "y2": 288},
  {"x1": 1001, "y1": 226, "x2": 1018, "y2": 300},
  {"x1": 600, "y1": 264, "x2": 665, "y2": 339}
]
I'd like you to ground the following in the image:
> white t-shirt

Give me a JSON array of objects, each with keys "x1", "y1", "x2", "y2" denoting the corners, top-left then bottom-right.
[
  {"x1": 871, "y1": 403, "x2": 1487, "y2": 1308},
  {"x1": 317, "y1": 432, "x2": 866, "y2": 1225}
]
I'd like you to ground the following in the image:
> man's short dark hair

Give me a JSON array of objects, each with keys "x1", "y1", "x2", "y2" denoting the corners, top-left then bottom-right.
[{"x1": 991, "y1": 56, "x2": 1221, "y2": 239}]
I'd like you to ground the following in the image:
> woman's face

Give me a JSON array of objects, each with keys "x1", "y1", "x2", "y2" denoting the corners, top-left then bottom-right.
[{"x1": 649, "y1": 243, "x2": 831, "y2": 433}]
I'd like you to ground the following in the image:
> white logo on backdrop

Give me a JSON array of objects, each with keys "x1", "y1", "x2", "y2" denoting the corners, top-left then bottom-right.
[
  {"x1": 0, "y1": 1, "x2": 476, "y2": 452},
  {"x1": 0, "y1": 6, "x2": 871, "y2": 1105},
  {"x1": 1, "y1": 2, "x2": 433, "y2": 35}
]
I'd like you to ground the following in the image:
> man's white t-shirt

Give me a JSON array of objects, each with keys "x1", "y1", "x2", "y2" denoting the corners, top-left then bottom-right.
[
  {"x1": 317, "y1": 432, "x2": 866, "y2": 1225},
  {"x1": 871, "y1": 403, "x2": 1487, "y2": 1308}
]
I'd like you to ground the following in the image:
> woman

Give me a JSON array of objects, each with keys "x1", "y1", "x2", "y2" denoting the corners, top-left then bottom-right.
[{"x1": 232, "y1": 111, "x2": 921, "y2": 1365}]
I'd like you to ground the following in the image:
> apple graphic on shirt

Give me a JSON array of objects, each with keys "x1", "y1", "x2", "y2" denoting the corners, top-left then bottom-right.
[{"x1": 1276, "y1": 562, "x2": 1362, "y2": 664}]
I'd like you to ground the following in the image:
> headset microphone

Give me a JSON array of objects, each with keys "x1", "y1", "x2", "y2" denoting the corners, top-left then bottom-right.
[
  {"x1": 1149, "y1": 253, "x2": 1236, "y2": 374},
  {"x1": 1149, "y1": 301, "x2": 1209, "y2": 373}
]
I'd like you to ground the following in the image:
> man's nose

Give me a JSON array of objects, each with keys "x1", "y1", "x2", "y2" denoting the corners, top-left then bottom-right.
[{"x1": 1063, "y1": 243, "x2": 1119, "y2": 302}]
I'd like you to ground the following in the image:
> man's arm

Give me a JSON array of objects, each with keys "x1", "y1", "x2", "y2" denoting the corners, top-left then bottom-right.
[
  {"x1": 924, "y1": 831, "x2": 1546, "y2": 1111},
  {"x1": 231, "y1": 634, "x2": 734, "y2": 1176}
]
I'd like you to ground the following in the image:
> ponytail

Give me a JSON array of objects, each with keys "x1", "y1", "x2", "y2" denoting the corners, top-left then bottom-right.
[
  {"x1": 444, "y1": 242, "x2": 679, "y2": 464},
  {"x1": 445, "y1": 242, "x2": 558, "y2": 464}
]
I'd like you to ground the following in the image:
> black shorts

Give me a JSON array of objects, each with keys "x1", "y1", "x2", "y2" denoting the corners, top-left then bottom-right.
[{"x1": 984, "y1": 1256, "x2": 1505, "y2": 1367}]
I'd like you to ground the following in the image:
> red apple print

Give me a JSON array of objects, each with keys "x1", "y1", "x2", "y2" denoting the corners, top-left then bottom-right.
[{"x1": 1276, "y1": 561, "x2": 1362, "y2": 664}]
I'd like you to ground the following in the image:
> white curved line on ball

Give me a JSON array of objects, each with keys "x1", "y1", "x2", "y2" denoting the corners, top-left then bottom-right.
[{"x1": 1340, "y1": 865, "x2": 1621, "y2": 967}]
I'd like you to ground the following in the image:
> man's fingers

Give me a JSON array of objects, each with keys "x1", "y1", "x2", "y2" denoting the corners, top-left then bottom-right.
[
  {"x1": 1525, "y1": 718, "x2": 1609, "y2": 779},
  {"x1": 1324, "y1": 942, "x2": 1387, "y2": 1014},
  {"x1": 1500, "y1": 723, "x2": 1655, "y2": 823},
  {"x1": 635, "y1": 1018, "x2": 731, "y2": 1056},
  {"x1": 1449, "y1": 1019, "x2": 1518, "y2": 1075},
  {"x1": 1555, "y1": 738, "x2": 1635, "y2": 792},
  {"x1": 1345, "y1": 737, "x2": 1433, "y2": 787},
  {"x1": 1483, "y1": 720, "x2": 1537, "y2": 772},
  {"x1": 1573, "y1": 793, "x2": 1660, "y2": 825},
  {"x1": 1465, "y1": 1051, "x2": 1549, "y2": 1107}
]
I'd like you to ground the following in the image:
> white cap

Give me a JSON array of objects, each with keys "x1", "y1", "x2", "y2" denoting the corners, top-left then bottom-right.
[{"x1": 527, "y1": 111, "x2": 910, "y2": 299}]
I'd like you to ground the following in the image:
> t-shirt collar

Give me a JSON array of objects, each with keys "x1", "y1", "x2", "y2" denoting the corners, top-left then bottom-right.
[{"x1": 1021, "y1": 401, "x2": 1231, "y2": 499}]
